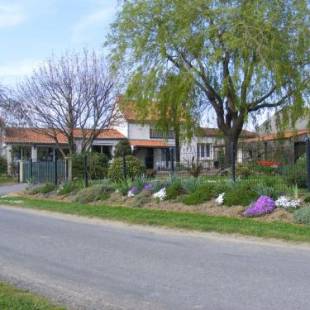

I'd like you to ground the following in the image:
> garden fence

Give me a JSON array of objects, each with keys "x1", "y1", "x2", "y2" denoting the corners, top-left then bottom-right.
[{"x1": 19, "y1": 159, "x2": 67, "y2": 184}]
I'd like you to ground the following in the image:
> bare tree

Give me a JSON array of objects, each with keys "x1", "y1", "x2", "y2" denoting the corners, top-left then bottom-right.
[{"x1": 17, "y1": 50, "x2": 117, "y2": 180}]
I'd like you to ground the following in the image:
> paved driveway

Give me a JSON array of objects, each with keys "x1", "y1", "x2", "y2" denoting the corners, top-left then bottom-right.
[
  {"x1": 0, "y1": 183, "x2": 27, "y2": 195},
  {"x1": 0, "y1": 206, "x2": 310, "y2": 310}
]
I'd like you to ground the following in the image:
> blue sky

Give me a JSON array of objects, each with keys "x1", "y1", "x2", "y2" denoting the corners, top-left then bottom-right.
[{"x1": 0, "y1": 0, "x2": 118, "y2": 86}]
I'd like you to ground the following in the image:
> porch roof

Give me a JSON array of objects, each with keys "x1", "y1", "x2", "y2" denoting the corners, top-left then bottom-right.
[
  {"x1": 244, "y1": 129, "x2": 310, "y2": 143},
  {"x1": 4, "y1": 128, "x2": 124, "y2": 145},
  {"x1": 129, "y1": 139, "x2": 169, "y2": 148}
]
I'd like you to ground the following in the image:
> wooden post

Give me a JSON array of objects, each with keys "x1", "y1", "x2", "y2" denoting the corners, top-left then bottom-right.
[{"x1": 306, "y1": 136, "x2": 310, "y2": 191}]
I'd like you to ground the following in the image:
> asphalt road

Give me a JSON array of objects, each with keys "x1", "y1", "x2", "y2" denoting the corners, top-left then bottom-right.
[
  {"x1": 0, "y1": 206, "x2": 310, "y2": 310},
  {"x1": 0, "y1": 183, "x2": 27, "y2": 195}
]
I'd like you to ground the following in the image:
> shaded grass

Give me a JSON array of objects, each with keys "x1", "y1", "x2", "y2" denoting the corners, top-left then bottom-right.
[
  {"x1": 0, "y1": 175, "x2": 16, "y2": 184},
  {"x1": 0, "y1": 196, "x2": 310, "y2": 242},
  {"x1": 0, "y1": 282, "x2": 65, "y2": 310}
]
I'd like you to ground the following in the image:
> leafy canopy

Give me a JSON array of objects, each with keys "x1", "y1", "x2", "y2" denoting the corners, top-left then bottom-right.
[{"x1": 107, "y1": 0, "x2": 309, "y2": 136}]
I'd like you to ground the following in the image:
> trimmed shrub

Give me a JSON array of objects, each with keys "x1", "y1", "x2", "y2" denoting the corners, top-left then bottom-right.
[
  {"x1": 72, "y1": 152, "x2": 109, "y2": 180},
  {"x1": 294, "y1": 207, "x2": 310, "y2": 225},
  {"x1": 114, "y1": 139, "x2": 132, "y2": 157},
  {"x1": 29, "y1": 183, "x2": 56, "y2": 194},
  {"x1": 182, "y1": 183, "x2": 214, "y2": 205},
  {"x1": 108, "y1": 155, "x2": 145, "y2": 181},
  {"x1": 75, "y1": 184, "x2": 113, "y2": 204},
  {"x1": 0, "y1": 157, "x2": 7, "y2": 174},
  {"x1": 165, "y1": 179, "x2": 185, "y2": 200}
]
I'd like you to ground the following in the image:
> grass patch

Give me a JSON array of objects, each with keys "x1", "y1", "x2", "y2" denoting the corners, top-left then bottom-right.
[
  {"x1": 0, "y1": 282, "x2": 64, "y2": 310},
  {"x1": 0, "y1": 175, "x2": 16, "y2": 184},
  {"x1": 1, "y1": 196, "x2": 310, "y2": 242}
]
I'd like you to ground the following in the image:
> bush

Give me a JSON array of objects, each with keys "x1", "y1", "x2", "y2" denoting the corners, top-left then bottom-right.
[
  {"x1": 29, "y1": 183, "x2": 56, "y2": 194},
  {"x1": 165, "y1": 179, "x2": 186, "y2": 200},
  {"x1": 57, "y1": 181, "x2": 83, "y2": 195},
  {"x1": 74, "y1": 184, "x2": 114, "y2": 204},
  {"x1": 182, "y1": 183, "x2": 214, "y2": 205},
  {"x1": 114, "y1": 139, "x2": 132, "y2": 158},
  {"x1": 224, "y1": 180, "x2": 258, "y2": 206},
  {"x1": 304, "y1": 195, "x2": 310, "y2": 203},
  {"x1": 72, "y1": 152, "x2": 109, "y2": 180},
  {"x1": 252, "y1": 175, "x2": 291, "y2": 199},
  {"x1": 0, "y1": 157, "x2": 7, "y2": 174},
  {"x1": 108, "y1": 155, "x2": 145, "y2": 181},
  {"x1": 282, "y1": 156, "x2": 307, "y2": 188},
  {"x1": 294, "y1": 207, "x2": 310, "y2": 225}
]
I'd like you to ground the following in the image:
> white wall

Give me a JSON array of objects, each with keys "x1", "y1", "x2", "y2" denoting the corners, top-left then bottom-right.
[{"x1": 128, "y1": 122, "x2": 150, "y2": 139}]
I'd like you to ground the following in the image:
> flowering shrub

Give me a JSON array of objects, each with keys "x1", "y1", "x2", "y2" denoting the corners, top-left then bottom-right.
[
  {"x1": 257, "y1": 160, "x2": 281, "y2": 168},
  {"x1": 275, "y1": 196, "x2": 300, "y2": 209},
  {"x1": 127, "y1": 186, "x2": 139, "y2": 197},
  {"x1": 243, "y1": 195, "x2": 276, "y2": 217},
  {"x1": 143, "y1": 183, "x2": 153, "y2": 191},
  {"x1": 215, "y1": 193, "x2": 225, "y2": 205},
  {"x1": 153, "y1": 188, "x2": 166, "y2": 200}
]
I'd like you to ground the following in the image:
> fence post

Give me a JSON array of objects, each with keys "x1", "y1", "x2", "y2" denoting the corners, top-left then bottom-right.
[
  {"x1": 122, "y1": 151, "x2": 127, "y2": 180},
  {"x1": 19, "y1": 160, "x2": 23, "y2": 183},
  {"x1": 231, "y1": 142, "x2": 236, "y2": 182},
  {"x1": 54, "y1": 151, "x2": 58, "y2": 185},
  {"x1": 83, "y1": 153, "x2": 89, "y2": 187},
  {"x1": 306, "y1": 135, "x2": 310, "y2": 191},
  {"x1": 29, "y1": 159, "x2": 33, "y2": 182},
  {"x1": 170, "y1": 148, "x2": 175, "y2": 176}
]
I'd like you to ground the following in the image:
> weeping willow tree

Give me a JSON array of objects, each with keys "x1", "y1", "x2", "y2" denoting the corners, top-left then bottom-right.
[
  {"x1": 127, "y1": 71, "x2": 199, "y2": 162},
  {"x1": 107, "y1": 0, "x2": 309, "y2": 164}
]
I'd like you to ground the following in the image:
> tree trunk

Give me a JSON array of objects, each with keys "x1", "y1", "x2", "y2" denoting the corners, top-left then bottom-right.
[
  {"x1": 224, "y1": 134, "x2": 238, "y2": 169},
  {"x1": 175, "y1": 131, "x2": 181, "y2": 164}
]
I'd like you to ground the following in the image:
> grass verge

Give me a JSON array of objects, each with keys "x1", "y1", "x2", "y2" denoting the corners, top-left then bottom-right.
[
  {"x1": 0, "y1": 282, "x2": 64, "y2": 310},
  {"x1": 0, "y1": 196, "x2": 310, "y2": 242}
]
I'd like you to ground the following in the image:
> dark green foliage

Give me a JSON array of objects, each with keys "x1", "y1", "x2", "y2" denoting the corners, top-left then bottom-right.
[
  {"x1": 29, "y1": 183, "x2": 57, "y2": 194},
  {"x1": 282, "y1": 156, "x2": 307, "y2": 188},
  {"x1": 114, "y1": 139, "x2": 132, "y2": 157},
  {"x1": 183, "y1": 183, "x2": 214, "y2": 205},
  {"x1": 224, "y1": 181, "x2": 258, "y2": 206},
  {"x1": 165, "y1": 179, "x2": 186, "y2": 200},
  {"x1": 72, "y1": 152, "x2": 109, "y2": 180},
  {"x1": 294, "y1": 207, "x2": 310, "y2": 225},
  {"x1": 304, "y1": 195, "x2": 310, "y2": 203},
  {"x1": 0, "y1": 157, "x2": 7, "y2": 174},
  {"x1": 108, "y1": 155, "x2": 145, "y2": 181}
]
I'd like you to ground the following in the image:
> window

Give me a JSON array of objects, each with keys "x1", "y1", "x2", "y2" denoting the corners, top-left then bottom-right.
[
  {"x1": 197, "y1": 143, "x2": 211, "y2": 159},
  {"x1": 150, "y1": 128, "x2": 175, "y2": 139}
]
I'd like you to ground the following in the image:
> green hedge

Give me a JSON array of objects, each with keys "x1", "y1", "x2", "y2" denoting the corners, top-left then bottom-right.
[
  {"x1": 72, "y1": 152, "x2": 109, "y2": 180},
  {"x1": 108, "y1": 155, "x2": 145, "y2": 181}
]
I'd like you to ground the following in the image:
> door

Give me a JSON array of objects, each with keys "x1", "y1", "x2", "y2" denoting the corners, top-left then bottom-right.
[{"x1": 145, "y1": 148, "x2": 154, "y2": 169}]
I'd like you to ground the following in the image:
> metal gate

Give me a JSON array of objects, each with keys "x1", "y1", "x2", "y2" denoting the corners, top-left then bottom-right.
[{"x1": 20, "y1": 160, "x2": 67, "y2": 184}]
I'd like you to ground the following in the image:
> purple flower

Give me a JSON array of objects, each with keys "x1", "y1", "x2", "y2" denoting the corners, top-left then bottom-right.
[
  {"x1": 143, "y1": 183, "x2": 153, "y2": 191},
  {"x1": 243, "y1": 195, "x2": 275, "y2": 217},
  {"x1": 130, "y1": 186, "x2": 139, "y2": 194}
]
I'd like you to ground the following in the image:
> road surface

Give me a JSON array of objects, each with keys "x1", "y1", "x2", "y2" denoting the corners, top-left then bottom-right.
[
  {"x1": 0, "y1": 206, "x2": 309, "y2": 310},
  {"x1": 0, "y1": 183, "x2": 27, "y2": 195}
]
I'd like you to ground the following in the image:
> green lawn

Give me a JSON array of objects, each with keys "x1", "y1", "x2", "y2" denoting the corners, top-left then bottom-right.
[
  {"x1": 1, "y1": 196, "x2": 310, "y2": 242},
  {"x1": 0, "y1": 175, "x2": 17, "y2": 184},
  {"x1": 0, "y1": 282, "x2": 65, "y2": 310}
]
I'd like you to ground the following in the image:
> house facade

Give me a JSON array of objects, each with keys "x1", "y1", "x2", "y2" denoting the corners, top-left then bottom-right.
[{"x1": 1, "y1": 100, "x2": 257, "y2": 175}]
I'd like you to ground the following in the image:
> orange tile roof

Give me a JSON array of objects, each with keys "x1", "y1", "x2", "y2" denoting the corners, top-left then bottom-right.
[
  {"x1": 197, "y1": 127, "x2": 257, "y2": 139},
  {"x1": 129, "y1": 139, "x2": 169, "y2": 148},
  {"x1": 245, "y1": 129, "x2": 310, "y2": 143},
  {"x1": 4, "y1": 128, "x2": 124, "y2": 144}
]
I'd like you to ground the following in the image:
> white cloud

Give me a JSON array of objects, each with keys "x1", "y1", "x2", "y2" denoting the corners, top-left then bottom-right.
[
  {"x1": 0, "y1": 3, "x2": 26, "y2": 28},
  {"x1": 72, "y1": 5, "x2": 117, "y2": 43}
]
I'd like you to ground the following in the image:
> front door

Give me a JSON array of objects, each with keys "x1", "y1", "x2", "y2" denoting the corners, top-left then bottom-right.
[{"x1": 145, "y1": 148, "x2": 154, "y2": 169}]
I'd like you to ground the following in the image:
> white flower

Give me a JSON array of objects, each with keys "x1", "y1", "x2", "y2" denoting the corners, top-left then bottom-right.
[
  {"x1": 127, "y1": 190, "x2": 135, "y2": 198},
  {"x1": 153, "y1": 188, "x2": 166, "y2": 201},
  {"x1": 215, "y1": 193, "x2": 225, "y2": 205},
  {"x1": 275, "y1": 196, "x2": 300, "y2": 208}
]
